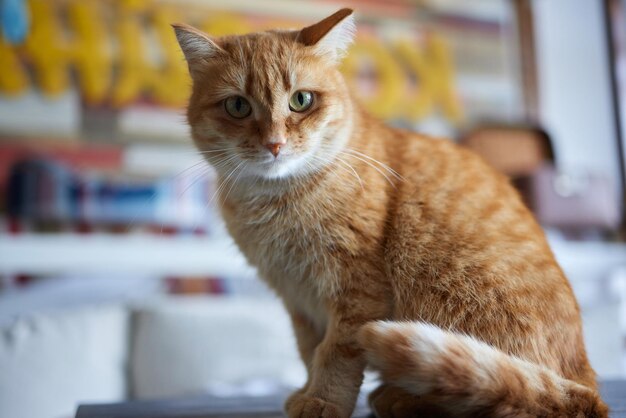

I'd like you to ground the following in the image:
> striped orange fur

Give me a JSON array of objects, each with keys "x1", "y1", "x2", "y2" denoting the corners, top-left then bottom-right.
[{"x1": 174, "y1": 9, "x2": 608, "y2": 418}]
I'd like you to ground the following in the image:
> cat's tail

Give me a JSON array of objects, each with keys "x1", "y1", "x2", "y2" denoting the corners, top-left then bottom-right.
[{"x1": 358, "y1": 321, "x2": 608, "y2": 418}]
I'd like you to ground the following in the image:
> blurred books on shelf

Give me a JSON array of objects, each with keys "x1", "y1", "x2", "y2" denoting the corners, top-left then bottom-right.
[{"x1": 5, "y1": 157, "x2": 216, "y2": 232}]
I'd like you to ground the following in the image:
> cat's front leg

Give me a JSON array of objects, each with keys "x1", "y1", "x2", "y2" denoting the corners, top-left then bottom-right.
[
  {"x1": 285, "y1": 319, "x2": 365, "y2": 418},
  {"x1": 286, "y1": 307, "x2": 323, "y2": 374},
  {"x1": 284, "y1": 307, "x2": 324, "y2": 410},
  {"x1": 286, "y1": 300, "x2": 386, "y2": 418}
]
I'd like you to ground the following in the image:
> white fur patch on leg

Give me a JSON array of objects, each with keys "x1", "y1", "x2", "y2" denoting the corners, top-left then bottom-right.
[
  {"x1": 358, "y1": 321, "x2": 588, "y2": 416},
  {"x1": 358, "y1": 321, "x2": 450, "y2": 395}
]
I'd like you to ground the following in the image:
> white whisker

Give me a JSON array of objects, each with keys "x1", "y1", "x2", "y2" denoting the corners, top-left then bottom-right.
[
  {"x1": 333, "y1": 156, "x2": 364, "y2": 191},
  {"x1": 176, "y1": 165, "x2": 212, "y2": 204},
  {"x1": 309, "y1": 154, "x2": 361, "y2": 193},
  {"x1": 341, "y1": 151, "x2": 397, "y2": 188},
  {"x1": 222, "y1": 161, "x2": 247, "y2": 203},
  {"x1": 344, "y1": 148, "x2": 404, "y2": 181},
  {"x1": 209, "y1": 161, "x2": 244, "y2": 206}
]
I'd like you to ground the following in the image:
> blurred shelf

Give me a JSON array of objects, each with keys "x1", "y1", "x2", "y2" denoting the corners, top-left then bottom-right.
[
  {"x1": 0, "y1": 233, "x2": 623, "y2": 282},
  {"x1": 0, "y1": 233, "x2": 257, "y2": 277},
  {"x1": 0, "y1": 141, "x2": 211, "y2": 194}
]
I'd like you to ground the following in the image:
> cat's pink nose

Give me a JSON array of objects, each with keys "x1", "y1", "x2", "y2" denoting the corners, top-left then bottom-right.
[{"x1": 266, "y1": 142, "x2": 284, "y2": 157}]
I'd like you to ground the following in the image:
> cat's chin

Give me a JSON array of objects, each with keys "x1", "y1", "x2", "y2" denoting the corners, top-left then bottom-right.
[
  {"x1": 253, "y1": 161, "x2": 306, "y2": 179},
  {"x1": 245, "y1": 155, "x2": 317, "y2": 180}
]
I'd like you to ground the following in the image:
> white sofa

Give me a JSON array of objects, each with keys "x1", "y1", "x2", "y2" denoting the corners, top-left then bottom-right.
[
  {"x1": 0, "y1": 297, "x2": 306, "y2": 418},
  {"x1": 1, "y1": 270, "x2": 624, "y2": 418}
]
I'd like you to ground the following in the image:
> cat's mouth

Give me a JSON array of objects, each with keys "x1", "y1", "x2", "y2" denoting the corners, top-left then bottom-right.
[
  {"x1": 242, "y1": 152, "x2": 289, "y2": 165},
  {"x1": 241, "y1": 151, "x2": 309, "y2": 179}
]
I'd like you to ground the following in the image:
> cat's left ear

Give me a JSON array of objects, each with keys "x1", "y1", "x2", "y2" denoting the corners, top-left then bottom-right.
[
  {"x1": 298, "y1": 8, "x2": 355, "y2": 61},
  {"x1": 172, "y1": 23, "x2": 225, "y2": 78}
]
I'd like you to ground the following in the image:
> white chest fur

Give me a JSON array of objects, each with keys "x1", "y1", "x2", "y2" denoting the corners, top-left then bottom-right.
[{"x1": 222, "y1": 194, "x2": 339, "y2": 334}]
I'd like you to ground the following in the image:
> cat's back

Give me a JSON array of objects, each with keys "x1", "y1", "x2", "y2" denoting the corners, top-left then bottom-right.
[
  {"x1": 383, "y1": 130, "x2": 592, "y2": 382},
  {"x1": 386, "y1": 128, "x2": 563, "y2": 290},
  {"x1": 388, "y1": 130, "x2": 545, "y2": 253}
]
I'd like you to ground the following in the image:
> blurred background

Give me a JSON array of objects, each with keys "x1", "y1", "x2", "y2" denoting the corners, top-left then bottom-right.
[{"x1": 0, "y1": 0, "x2": 625, "y2": 417}]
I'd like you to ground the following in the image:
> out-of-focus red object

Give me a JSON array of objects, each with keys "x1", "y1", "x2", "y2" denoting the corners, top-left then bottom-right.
[{"x1": 0, "y1": 141, "x2": 123, "y2": 191}]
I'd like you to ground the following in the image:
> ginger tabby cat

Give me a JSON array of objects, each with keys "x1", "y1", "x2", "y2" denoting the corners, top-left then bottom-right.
[{"x1": 173, "y1": 9, "x2": 607, "y2": 418}]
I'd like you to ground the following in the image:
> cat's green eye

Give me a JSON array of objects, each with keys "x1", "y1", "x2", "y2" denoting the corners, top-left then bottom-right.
[
  {"x1": 224, "y1": 96, "x2": 252, "y2": 119},
  {"x1": 289, "y1": 91, "x2": 314, "y2": 112}
]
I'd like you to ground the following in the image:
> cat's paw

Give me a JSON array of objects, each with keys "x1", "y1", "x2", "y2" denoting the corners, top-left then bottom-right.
[
  {"x1": 285, "y1": 393, "x2": 344, "y2": 418},
  {"x1": 369, "y1": 385, "x2": 450, "y2": 418},
  {"x1": 284, "y1": 388, "x2": 307, "y2": 412}
]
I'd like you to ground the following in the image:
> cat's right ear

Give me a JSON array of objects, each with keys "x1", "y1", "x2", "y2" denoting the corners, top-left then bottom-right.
[
  {"x1": 172, "y1": 23, "x2": 224, "y2": 78},
  {"x1": 298, "y1": 8, "x2": 355, "y2": 61}
]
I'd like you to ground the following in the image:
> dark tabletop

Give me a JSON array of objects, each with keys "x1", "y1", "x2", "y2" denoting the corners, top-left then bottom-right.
[{"x1": 76, "y1": 380, "x2": 626, "y2": 418}]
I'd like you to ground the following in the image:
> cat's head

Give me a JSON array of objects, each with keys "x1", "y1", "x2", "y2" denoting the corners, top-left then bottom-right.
[{"x1": 173, "y1": 9, "x2": 355, "y2": 180}]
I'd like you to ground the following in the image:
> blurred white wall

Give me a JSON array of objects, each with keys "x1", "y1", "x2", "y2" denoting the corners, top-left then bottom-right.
[
  {"x1": 533, "y1": 0, "x2": 622, "y2": 193},
  {"x1": 533, "y1": 0, "x2": 625, "y2": 376}
]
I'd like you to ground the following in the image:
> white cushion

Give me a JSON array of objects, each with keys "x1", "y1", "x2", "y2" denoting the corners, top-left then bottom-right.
[
  {"x1": 0, "y1": 306, "x2": 129, "y2": 418},
  {"x1": 581, "y1": 300, "x2": 623, "y2": 378},
  {"x1": 130, "y1": 296, "x2": 306, "y2": 399}
]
